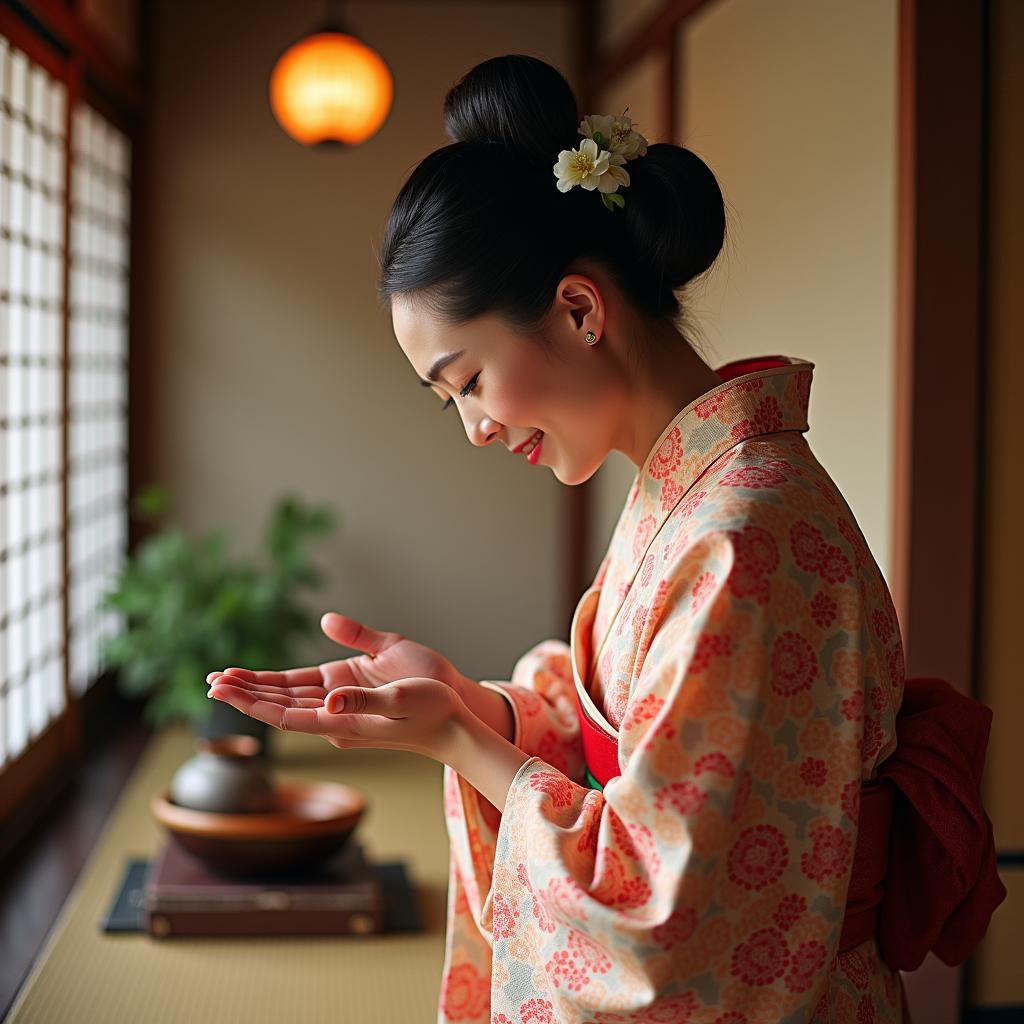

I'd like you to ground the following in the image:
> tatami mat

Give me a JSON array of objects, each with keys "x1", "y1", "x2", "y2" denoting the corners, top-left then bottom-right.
[{"x1": 5, "y1": 723, "x2": 451, "y2": 1024}]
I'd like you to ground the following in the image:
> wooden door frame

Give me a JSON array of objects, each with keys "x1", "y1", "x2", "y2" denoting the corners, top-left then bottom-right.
[{"x1": 892, "y1": 2, "x2": 987, "y2": 1022}]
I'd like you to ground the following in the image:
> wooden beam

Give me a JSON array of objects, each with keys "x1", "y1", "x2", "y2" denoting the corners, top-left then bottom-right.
[
  {"x1": 0, "y1": 4, "x2": 64, "y2": 78},
  {"x1": 586, "y1": 0, "x2": 714, "y2": 96},
  {"x1": 0, "y1": 716, "x2": 65, "y2": 822},
  {"x1": 14, "y1": 0, "x2": 142, "y2": 110}
]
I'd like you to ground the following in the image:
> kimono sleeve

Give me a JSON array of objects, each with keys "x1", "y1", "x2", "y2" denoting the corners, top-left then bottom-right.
[
  {"x1": 479, "y1": 639, "x2": 586, "y2": 785},
  {"x1": 488, "y1": 528, "x2": 866, "y2": 1022}
]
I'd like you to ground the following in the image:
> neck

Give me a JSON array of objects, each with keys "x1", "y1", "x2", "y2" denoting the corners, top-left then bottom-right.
[{"x1": 617, "y1": 326, "x2": 722, "y2": 468}]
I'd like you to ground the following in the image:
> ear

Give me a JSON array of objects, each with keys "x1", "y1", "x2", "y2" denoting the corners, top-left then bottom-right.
[{"x1": 554, "y1": 273, "x2": 605, "y2": 337}]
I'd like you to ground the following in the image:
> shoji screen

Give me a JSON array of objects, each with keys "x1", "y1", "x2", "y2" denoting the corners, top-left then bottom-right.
[
  {"x1": 67, "y1": 102, "x2": 129, "y2": 697},
  {"x1": 0, "y1": 28, "x2": 131, "y2": 773},
  {"x1": 0, "y1": 39, "x2": 67, "y2": 766}
]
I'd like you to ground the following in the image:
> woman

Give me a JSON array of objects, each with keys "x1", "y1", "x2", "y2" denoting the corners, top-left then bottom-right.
[{"x1": 207, "y1": 55, "x2": 1002, "y2": 1023}]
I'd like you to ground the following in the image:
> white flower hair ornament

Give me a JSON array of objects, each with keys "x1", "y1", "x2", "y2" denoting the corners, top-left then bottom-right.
[{"x1": 553, "y1": 109, "x2": 650, "y2": 212}]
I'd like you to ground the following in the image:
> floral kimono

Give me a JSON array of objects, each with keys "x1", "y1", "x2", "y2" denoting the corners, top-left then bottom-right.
[{"x1": 438, "y1": 354, "x2": 909, "y2": 1024}]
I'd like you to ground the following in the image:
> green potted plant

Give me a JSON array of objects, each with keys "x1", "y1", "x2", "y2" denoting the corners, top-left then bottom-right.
[{"x1": 100, "y1": 485, "x2": 338, "y2": 755}]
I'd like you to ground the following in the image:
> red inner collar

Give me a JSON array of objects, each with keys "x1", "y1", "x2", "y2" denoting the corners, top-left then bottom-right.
[{"x1": 715, "y1": 356, "x2": 790, "y2": 382}]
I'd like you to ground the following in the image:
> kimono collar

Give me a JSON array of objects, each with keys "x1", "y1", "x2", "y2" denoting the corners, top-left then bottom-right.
[{"x1": 631, "y1": 354, "x2": 815, "y2": 523}]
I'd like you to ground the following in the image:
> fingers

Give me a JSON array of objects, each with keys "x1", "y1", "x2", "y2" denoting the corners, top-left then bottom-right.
[
  {"x1": 211, "y1": 686, "x2": 324, "y2": 709},
  {"x1": 208, "y1": 682, "x2": 335, "y2": 734},
  {"x1": 321, "y1": 612, "x2": 399, "y2": 658},
  {"x1": 206, "y1": 671, "x2": 326, "y2": 699},
  {"x1": 207, "y1": 666, "x2": 326, "y2": 689},
  {"x1": 208, "y1": 678, "x2": 447, "y2": 750}
]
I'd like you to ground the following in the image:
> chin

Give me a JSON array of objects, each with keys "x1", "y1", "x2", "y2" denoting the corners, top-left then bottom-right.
[{"x1": 554, "y1": 455, "x2": 603, "y2": 487}]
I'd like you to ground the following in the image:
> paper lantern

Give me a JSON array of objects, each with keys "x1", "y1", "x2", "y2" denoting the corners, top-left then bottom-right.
[{"x1": 269, "y1": 29, "x2": 393, "y2": 146}]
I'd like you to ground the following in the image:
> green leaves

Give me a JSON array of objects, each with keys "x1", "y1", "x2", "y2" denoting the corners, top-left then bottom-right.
[
  {"x1": 100, "y1": 492, "x2": 339, "y2": 728},
  {"x1": 131, "y1": 483, "x2": 170, "y2": 522},
  {"x1": 600, "y1": 192, "x2": 626, "y2": 212},
  {"x1": 265, "y1": 497, "x2": 336, "y2": 573}
]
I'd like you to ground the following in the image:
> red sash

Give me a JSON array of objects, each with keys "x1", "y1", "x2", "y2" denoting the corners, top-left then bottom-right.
[{"x1": 575, "y1": 675, "x2": 1006, "y2": 973}]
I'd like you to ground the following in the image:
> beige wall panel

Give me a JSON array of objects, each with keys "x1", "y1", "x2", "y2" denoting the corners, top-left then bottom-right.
[
  {"x1": 679, "y1": 0, "x2": 898, "y2": 584},
  {"x1": 145, "y1": 0, "x2": 576, "y2": 678}
]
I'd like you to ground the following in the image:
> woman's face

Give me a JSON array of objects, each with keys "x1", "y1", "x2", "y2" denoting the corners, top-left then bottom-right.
[{"x1": 391, "y1": 272, "x2": 630, "y2": 485}]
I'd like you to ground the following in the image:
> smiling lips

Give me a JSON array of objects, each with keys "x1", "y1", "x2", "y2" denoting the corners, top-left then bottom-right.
[
  {"x1": 526, "y1": 434, "x2": 544, "y2": 465},
  {"x1": 513, "y1": 429, "x2": 544, "y2": 455}
]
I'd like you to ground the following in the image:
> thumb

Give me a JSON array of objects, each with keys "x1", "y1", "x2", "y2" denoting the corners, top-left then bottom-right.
[
  {"x1": 326, "y1": 686, "x2": 391, "y2": 715},
  {"x1": 321, "y1": 612, "x2": 393, "y2": 657}
]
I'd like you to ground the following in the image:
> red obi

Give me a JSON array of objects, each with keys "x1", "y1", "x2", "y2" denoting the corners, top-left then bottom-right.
[{"x1": 576, "y1": 675, "x2": 1006, "y2": 973}]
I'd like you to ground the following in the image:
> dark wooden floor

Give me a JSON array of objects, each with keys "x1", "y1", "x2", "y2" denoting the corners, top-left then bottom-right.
[{"x1": 0, "y1": 716, "x2": 152, "y2": 1021}]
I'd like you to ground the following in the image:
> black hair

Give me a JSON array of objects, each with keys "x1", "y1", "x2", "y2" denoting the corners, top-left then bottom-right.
[{"x1": 376, "y1": 54, "x2": 726, "y2": 337}]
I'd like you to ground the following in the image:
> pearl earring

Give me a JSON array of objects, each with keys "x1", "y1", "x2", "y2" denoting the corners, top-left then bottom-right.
[{"x1": 585, "y1": 330, "x2": 597, "y2": 345}]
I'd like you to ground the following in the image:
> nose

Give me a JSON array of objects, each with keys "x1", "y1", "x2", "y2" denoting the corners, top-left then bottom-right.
[{"x1": 467, "y1": 411, "x2": 501, "y2": 448}]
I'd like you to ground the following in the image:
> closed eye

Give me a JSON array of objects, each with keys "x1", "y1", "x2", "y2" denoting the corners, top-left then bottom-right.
[{"x1": 443, "y1": 372, "x2": 479, "y2": 410}]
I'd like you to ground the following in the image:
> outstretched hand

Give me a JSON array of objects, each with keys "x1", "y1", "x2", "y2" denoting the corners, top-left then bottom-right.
[
  {"x1": 204, "y1": 612, "x2": 471, "y2": 760},
  {"x1": 207, "y1": 612, "x2": 532, "y2": 812},
  {"x1": 207, "y1": 672, "x2": 466, "y2": 761},
  {"x1": 207, "y1": 611, "x2": 468, "y2": 705}
]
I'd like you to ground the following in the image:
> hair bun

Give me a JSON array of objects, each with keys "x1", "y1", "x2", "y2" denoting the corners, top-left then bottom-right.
[
  {"x1": 380, "y1": 54, "x2": 727, "y2": 330},
  {"x1": 621, "y1": 143, "x2": 727, "y2": 293},
  {"x1": 443, "y1": 54, "x2": 579, "y2": 171}
]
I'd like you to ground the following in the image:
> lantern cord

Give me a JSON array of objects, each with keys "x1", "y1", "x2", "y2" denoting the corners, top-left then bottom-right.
[
  {"x1": 326, "y1": 0, "x2": 347, "y2": 29},
  {"x1": 315, "y1": 0, "x2": 350, "y2": 37}
]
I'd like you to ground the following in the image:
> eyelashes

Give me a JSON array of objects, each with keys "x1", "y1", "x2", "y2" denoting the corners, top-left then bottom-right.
[{"x1": 442, "y1": 372, "x2": 480, "y2": 411}]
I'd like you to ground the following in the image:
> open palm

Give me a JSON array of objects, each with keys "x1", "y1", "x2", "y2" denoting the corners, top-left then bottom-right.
[{"x1": 205, "y1": 612, "x2": 467, "y2": 710}]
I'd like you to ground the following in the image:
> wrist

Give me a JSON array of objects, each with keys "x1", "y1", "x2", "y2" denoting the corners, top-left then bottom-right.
[
  {"x1": 446, "y1": 701, "x2": 530, "y2": 813},
  {"x1": 455, "y1": 674, "x2": 516, "y2": 743},
  {"x1": 451, "y1": 671, "x2": 473, "y2": 706},
  {"x1": 445, "y1": 700, "x2": 484, "y2": 781}
]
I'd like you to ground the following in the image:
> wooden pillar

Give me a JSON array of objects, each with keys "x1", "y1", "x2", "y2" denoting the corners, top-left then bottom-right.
[{"x1": 892, "y1": 1, "x2": 987, "y2": 1020}]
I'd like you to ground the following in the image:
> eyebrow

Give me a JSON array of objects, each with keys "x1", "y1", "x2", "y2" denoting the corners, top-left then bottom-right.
[{"x1": 418, "y1": 350, "x2": 466, "y2": 387}]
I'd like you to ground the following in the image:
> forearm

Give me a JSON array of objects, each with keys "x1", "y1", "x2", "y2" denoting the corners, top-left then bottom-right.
[
  {"x1": 455, "y1": 673, "x2": 515, "y2": 742},
  {"x1": 446, "y1": 702, "x2": 531, "y2": 813}
]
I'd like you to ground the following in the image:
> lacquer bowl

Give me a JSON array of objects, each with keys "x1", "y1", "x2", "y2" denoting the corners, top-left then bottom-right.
[{"x1": 151, "y1": 779, "x2": 366, "y2": 877}]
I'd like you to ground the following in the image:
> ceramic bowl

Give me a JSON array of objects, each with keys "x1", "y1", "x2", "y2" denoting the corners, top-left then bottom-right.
[{"x1": 151, "y1": 779, "x2": 366, "y2": 877}]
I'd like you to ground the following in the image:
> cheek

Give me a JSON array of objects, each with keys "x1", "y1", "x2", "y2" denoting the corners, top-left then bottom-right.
[{"x1": 485, "y1": 370, "x2": 549, "y2": 426}]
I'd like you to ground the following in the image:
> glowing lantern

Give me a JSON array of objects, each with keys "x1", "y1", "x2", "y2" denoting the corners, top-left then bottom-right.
[{"x1": 269, "y1": 26, "x2": 393, "y2": 147}]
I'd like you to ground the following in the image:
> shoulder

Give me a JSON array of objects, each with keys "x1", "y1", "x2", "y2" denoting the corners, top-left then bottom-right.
[{"x1": 655, "y1": 434, "x2": 863, "y2": 593}]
